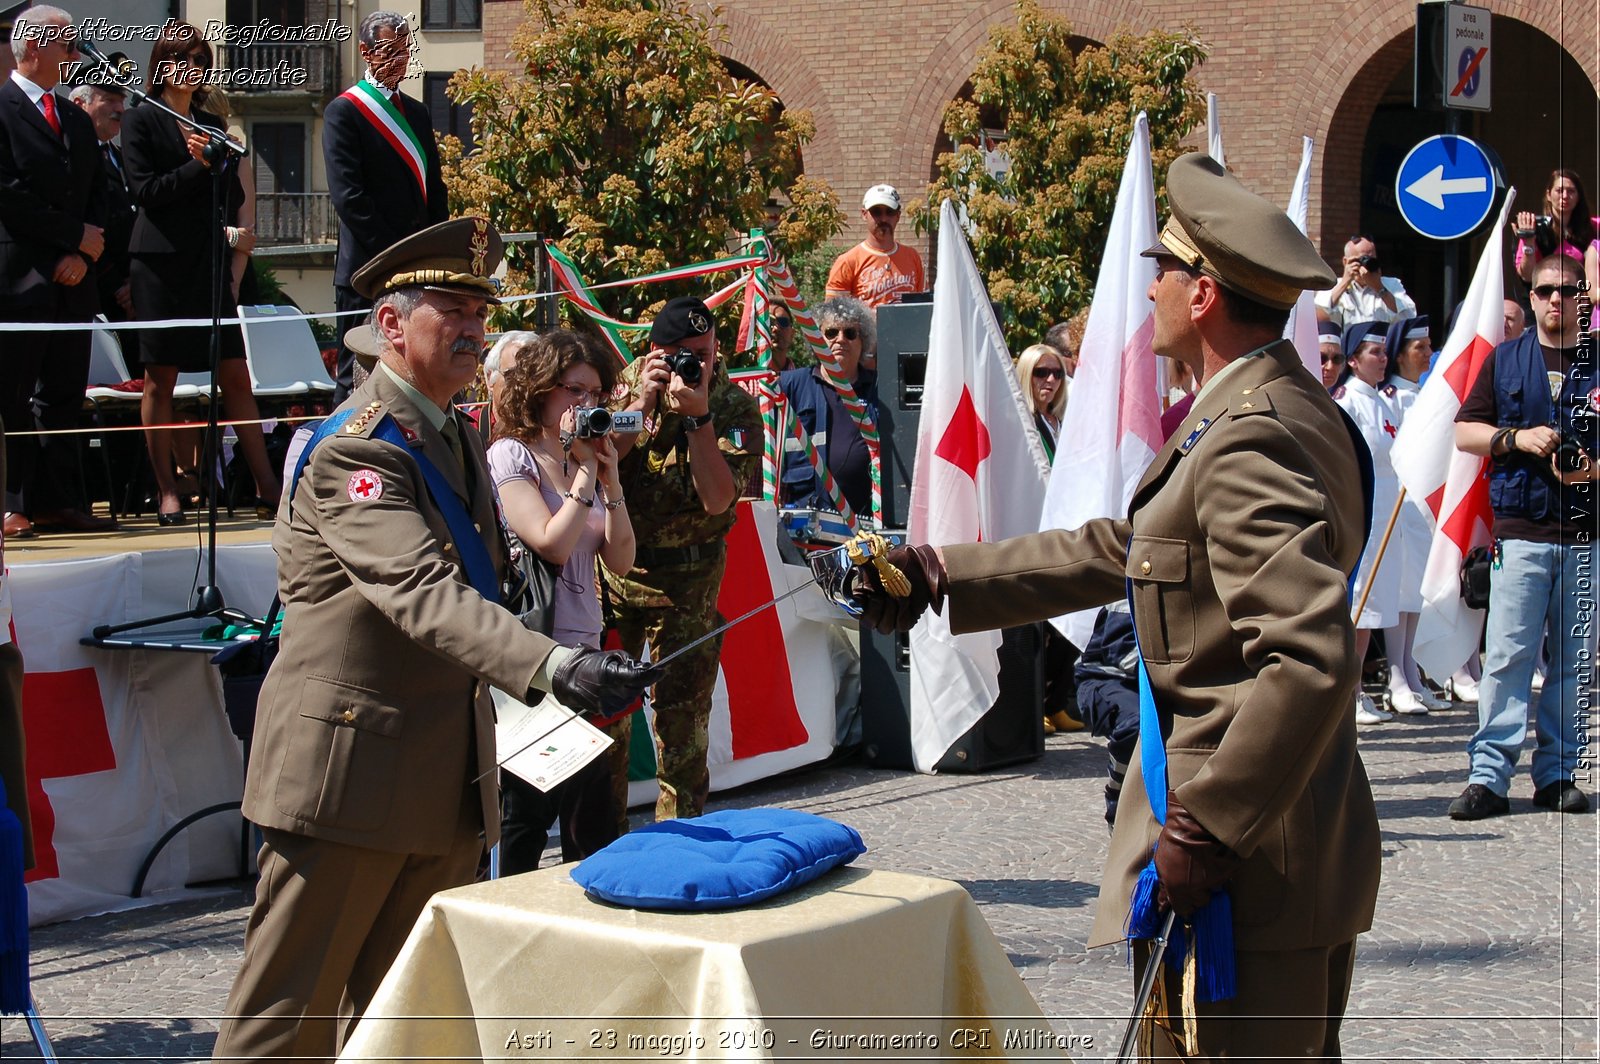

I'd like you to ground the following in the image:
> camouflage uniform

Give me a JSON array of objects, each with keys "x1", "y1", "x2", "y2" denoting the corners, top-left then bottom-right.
[{"x1": 602, "y1": 359, "x2": 761, "y2": 826}]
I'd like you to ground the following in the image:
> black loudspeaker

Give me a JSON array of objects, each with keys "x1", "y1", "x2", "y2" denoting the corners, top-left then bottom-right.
[
  {"x1": 873, "y1": 300, "x2": 932, "y2": 529},
  {"x1": 858, "y1": 619, "x2": 1047, "y2": 772}
]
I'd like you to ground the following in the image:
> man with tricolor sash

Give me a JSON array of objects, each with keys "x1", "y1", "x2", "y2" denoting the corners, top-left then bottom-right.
[
  {"x1": 851, "y1": 155, "x2": 1382, "y2": 1058},
  {"x1": 324, "y1": 10, "x2": 448, "y2": 402}
]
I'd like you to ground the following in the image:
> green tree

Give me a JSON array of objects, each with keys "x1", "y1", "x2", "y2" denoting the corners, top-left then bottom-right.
[
  {"x1": 913, "y1": 0, "x2": 1207, "y2": 350},
  {"x1": 443, "y1": 0, "x2": 843, "y2": 339}
]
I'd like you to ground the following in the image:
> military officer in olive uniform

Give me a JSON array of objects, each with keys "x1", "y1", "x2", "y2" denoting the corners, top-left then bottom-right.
[
  {"x1": 603, "y1": 297, "x2": 762, "y2": 827},
  {"x1": 853, "y1": 155, "x2": 1382, "y2": 1059},
  {"x1": 214, "y1": 218, "x2": 658, "y2": 1064}
]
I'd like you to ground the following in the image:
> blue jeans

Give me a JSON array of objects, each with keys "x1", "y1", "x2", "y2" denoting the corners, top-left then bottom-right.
[{"x1": 1469, "y1": 538, "x2": 1596, "y2": 795}]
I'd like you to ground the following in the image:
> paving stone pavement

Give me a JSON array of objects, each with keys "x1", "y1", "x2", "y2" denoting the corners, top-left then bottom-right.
[{"x1": 3, "y1": 701, "x2": 1596, "y2": 1062}]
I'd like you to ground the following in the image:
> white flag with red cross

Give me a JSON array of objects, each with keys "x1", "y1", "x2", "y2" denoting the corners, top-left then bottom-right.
[
  {"x1": 1283, "y1": 136, "x2": 1323, "y2": 378},
  {"x1": 1392, "y1": 190, "x2": 1516, "y2": 679},
  {"x1": 1037, "y1": 112, "x2": 1163, "y2": 648},
  {"x1": 905, "y1": 199, "x2": 1050, "y2": 773}
]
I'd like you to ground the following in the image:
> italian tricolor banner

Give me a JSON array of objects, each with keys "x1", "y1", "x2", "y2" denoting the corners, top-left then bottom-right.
[{"x1": 343, "y1": 80, "x2": 427, "y2": 197}]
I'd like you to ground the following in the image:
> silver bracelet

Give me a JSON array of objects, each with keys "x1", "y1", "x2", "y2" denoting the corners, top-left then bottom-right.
[{"x1": 603, "y1": 493, "x2": 625, "y2": 511}]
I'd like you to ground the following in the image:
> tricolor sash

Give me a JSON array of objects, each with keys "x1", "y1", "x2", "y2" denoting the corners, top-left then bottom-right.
[{"x1": 340, "y1": 80, "x2": 428, "y2": 198}]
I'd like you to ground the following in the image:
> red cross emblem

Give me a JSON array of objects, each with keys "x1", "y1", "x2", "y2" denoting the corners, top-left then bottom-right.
[
  {"x1": 347, "y1": 469, "x2": 384, "y2": 502},
  {"x1": 1589, "y1": 387, "x2": 1600, "y2": 413},
  {"x1": 24, "y1": 666, "x2": 116, "y2": 882},
  {"x1": 1383, "y1": 420, "x2": 1397, "y2": 437}
]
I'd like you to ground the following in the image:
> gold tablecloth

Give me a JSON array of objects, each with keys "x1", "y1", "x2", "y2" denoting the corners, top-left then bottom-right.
[{"x1": 338, "y1": 865, "x2": 1069, "y2": 1062}]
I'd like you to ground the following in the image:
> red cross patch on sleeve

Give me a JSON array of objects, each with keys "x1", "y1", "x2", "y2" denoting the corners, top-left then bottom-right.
[{"x1": 347, "y1": 469, "x2": 384, "y2": 502}]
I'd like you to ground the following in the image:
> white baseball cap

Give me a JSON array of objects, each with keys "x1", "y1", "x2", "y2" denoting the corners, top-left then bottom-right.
[{"x1": 862, "y1": 184, "x2": 902, "y2": 211}]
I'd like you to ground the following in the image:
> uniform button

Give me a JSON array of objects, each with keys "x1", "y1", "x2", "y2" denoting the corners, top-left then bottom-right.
[
  {"x1": 444, "y1": 542, "x2": 455, "y2": 552},
  {"x1": 342, "y1": 709, "x2": 355, "y2": 722},
  {"x1": 474, "y1": 522, "x2": 482, "y2": 532},
  {"x1": 1241, "y1": 388, "x2": 1254, "y2": 395},
  {"x1": 1140, "y1": 560, "x2": 1152, "y2": 575}
]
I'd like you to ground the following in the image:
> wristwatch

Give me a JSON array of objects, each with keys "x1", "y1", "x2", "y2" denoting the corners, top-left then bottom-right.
[{"x1": 682, "y1": 411, "x2": 714, "y2": 432}]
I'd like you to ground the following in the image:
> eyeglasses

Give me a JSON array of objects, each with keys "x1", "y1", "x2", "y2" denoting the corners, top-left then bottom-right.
[
  {"x1": 1032, "y1": 367, "x2": 1065, "y2": 380},
  {"x1": 180, "y1": 50, "x2": 211, "y2": 68},
  {"x1": 1321, "y1": 353, "x2": 1347, "y2": 365},
  {"x1": 771, "y1": 317, "x2": 792, "y2": 329},
  {"x1": 822, "y1": 326, "x2": 859, "y2": 341},
  {"x1": 558, "y1": 383, "x2": 603, "y2": 404},
  {"x1": 1532, "y1": 283, "x2": 1580, "y2": 301},
  {"x1": 867, "y1": 207, "x2": 899, "y2": 220}
]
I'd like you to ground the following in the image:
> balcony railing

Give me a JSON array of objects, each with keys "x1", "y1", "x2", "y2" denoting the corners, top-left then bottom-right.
[
  {"x1": 255, "y1": 193, "x2": 337, "y2": 246},
  {"x1": 214, "y1": 42, "x2": 337, "y2": 96}
]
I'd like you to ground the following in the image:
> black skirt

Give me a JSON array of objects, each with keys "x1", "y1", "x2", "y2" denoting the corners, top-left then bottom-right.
[{"x1": 130, "y1": 252, "x2": 259, "y2": 372}]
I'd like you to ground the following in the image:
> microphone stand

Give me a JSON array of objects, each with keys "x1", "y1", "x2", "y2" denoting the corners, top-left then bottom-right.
[{"x1": 82, "y1": 43, "x2": 257, "y2": 639}]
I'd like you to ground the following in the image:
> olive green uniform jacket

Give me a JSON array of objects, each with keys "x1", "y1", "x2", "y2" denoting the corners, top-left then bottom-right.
[
  {"x1": 244, "y1": 369, "x2": 558, "y2": 854},
  {"x1": 943, "y1": 341, "x2": 1381, "y2": 952}
]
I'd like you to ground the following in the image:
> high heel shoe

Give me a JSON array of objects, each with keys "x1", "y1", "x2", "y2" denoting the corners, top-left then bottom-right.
[{"x1": 158, "y1": 509, "x2": 188, "y2": 527}]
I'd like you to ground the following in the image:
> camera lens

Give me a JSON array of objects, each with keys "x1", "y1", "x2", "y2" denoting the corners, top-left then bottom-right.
[
  {"x1": 1357, "y1": 255, "x2": 1380, "y2": 272},
  {"x1": 573, "y1": 407, "x2": 612, "y2": 438},
  {"x1": 666, "y1": 348, "x2": 703, "y2": 386}
]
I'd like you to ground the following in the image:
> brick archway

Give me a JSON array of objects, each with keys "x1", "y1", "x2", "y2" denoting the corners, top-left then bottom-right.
[
  {"x1": 1290, "y1": 0, "x2": 1596, "y2": 254},
  {"x1": 890, "y1": 0, "x2": 1147, "y2": 192},
  {"x1": 715, "y1": 6, "x2": 841, "y2": 179}
]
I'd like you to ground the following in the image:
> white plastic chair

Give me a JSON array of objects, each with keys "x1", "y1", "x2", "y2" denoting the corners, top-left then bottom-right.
[{"x1": 237, "y1": 304, "x2": 336, "y2": 404}]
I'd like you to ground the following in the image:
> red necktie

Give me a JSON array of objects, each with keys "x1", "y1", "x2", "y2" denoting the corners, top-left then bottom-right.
[{"x1": 40, "y1": 92, "x2": 62, "y2": 137}]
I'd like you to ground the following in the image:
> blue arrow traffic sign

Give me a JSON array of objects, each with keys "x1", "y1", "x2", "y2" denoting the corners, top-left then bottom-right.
[{"x1": 1395, "y1": 135, "x2": 1498, "y2": 240}]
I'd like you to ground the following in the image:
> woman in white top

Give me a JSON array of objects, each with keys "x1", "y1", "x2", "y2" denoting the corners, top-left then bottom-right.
[
  {"x1": 1333, "y1": 320, "x2": 1404, "y2": 725},
  {"x1": 488, "y1": 330, "x2": 636, "y2": 870},
  {"x1": 1378, "y1": 316, "x2": 1453, "y2": 715}
]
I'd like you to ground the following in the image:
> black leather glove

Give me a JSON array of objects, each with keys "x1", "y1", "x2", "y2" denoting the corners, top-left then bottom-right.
[
  {"x1": 855, "y1": 543, "x2": 948, "y2": 635},
  {"x1": 550, "y1": 647, "x2": 665, "y2": 719},
  {"x1": 1153, "y1": 791, "x2": 1240, "y2": 917}
]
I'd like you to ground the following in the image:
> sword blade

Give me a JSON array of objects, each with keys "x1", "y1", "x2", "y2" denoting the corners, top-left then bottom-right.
[{"x1": 477, "y1": 578, "x2": 822, "y2": 783}]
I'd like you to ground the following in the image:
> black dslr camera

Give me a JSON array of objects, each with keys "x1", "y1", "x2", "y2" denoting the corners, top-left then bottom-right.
[
  {"x1": 1355, "y1": 254, "x2": 1381, "y2": 273},
  {"x1": 664, "y1": 348, "x2": 703, "y2": 386},
  {"x1": 1534, "y1": 216, "x2": 1559, "y2": 257},
  {"x1": 1554, "y1": 435, "x2": 1591, "y2": 475}
]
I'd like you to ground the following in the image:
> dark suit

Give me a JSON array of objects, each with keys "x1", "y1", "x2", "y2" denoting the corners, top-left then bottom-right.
[
  {"x1": 942, "y1": 341, "x2": 1381, "y2": 1057},
  {"x1": 93, "y1": 140, "x2": 136, "y2": 325},
  {"x1": 213, "y1": 368, "x2": 558, "y2": 1062},
  {"x1": 322, "y1": 87, "x2": 447, "y2": 400},
  {"x1": 0, "y1": 77, "x2": 106, "y2": 514},
  {"x1": 121, "y1": 101, "x2": 252, "y2": 371}
]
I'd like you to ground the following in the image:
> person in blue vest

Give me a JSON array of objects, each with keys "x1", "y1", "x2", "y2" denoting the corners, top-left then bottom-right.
[
  {"x1": 324, "y1": 10, "x2": 448, "y2": 403},
  {"x1": 212, "y1": 217, "x2": 659, "y2": 1062},
  {"x1": 777, "y1": 295, "x2": 879, "y2": 515},
  {"x1": 1448, "y1": 252, "x2": 1596, "y2": 820}
]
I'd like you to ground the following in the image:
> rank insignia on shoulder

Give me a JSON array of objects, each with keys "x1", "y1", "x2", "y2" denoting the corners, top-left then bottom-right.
[
  {"x1": 398, "y1": 424, "x2": 421, "y2": 446},
  {"x1": 1179, "y1": 418, "x2": 1213, "y2": 453},
  {"x1": 1330, "y1": 385, "x2": 1346, "y2": 400},
  {"x1": 1381, "y1": 383, "x2": 1397, "y2": 398}
]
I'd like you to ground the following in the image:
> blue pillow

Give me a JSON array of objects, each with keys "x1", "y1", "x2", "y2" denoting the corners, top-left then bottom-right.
[{"x1": 571, "y1": 808, "x2": 866, "y2": 910}]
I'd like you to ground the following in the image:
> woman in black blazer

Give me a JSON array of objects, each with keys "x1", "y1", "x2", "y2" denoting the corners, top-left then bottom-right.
[{"x1": 123, "y1": 21, "x2": 279, "y2": 523}]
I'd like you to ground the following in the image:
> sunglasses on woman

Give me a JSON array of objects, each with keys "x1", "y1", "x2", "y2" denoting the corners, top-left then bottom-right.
[
  {"x1": 823, "y1": 327, "x2": 858, "y2": 341},
  {"x1": 1032, "y1": 367, "x2": 1065, "y2": 380}
]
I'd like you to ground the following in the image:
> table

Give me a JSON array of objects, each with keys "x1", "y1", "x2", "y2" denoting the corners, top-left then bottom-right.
[{"x1": 339, "y1": 866, "x2": 1070, "y2": 1062}]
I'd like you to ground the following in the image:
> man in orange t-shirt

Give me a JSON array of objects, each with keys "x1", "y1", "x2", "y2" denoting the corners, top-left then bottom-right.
[{"x1": 825, "y1": 184, "x2": 925, "y2": 309}]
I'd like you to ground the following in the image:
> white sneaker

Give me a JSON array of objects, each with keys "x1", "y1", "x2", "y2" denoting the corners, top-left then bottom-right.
[
  {"x1": 1355, "y1": 694, "x2": 1392, "y2": 725},
  {"x1": 1388, "y1": 688, "x2": 1431, "y2": 716},
  {"x1": 1449, "y1": 675, "x2": 1480, "y2": 704}
]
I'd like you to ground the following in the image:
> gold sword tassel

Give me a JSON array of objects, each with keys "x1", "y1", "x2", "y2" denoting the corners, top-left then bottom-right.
[{"x1": 846, "y1": 532, "x2": 911, "y2": 598}]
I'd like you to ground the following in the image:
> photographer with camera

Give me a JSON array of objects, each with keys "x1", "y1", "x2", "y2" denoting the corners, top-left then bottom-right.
[
  {"x1": 488, "y1": 330, "x2": 635, "y2": 869},
  {"x1": 1514, "y1": 169, "x2": 1599, "y2": 293},
  {"x1": 1448, "y1": 253, "x2": 1597, "y2": 821},
  {"x1": 1315, "y1": 235, "x2": 1417, "y2": 329},
  {"x1": 603, "y1": 296, "x2": 763, "y2": 828}
]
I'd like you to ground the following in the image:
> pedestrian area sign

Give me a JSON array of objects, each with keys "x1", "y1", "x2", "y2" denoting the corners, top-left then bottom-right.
[
  {"x1": 1396, "y1": 135, "x2": 1498, "y2": 240},
  {"x1": 1445, "y1": 3, "x2": 1491, "y2": 111}
]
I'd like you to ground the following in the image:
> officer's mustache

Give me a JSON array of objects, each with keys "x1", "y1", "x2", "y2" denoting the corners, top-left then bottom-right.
[{"x1": 452, "y1": 339, "x2": 482, "y2": 356}]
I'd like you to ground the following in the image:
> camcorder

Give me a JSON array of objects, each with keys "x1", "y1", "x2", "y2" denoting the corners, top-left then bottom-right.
[
  {"x1": 1355, "y1": 254, "x2": 1381, "y2": 273},
  {"x1": 573, "y1": 408, "x2": 644, "y2": 439},
  {"x1": 664, "y1": 348, "x2": 703, "y2": 386},
  {"x1": 1534, "y1": 216, "x2": 1559, "y2": 257}
]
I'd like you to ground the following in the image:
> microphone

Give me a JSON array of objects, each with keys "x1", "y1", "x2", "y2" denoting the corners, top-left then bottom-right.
[{"x1": 74, "y1": 39, "x2": 141, "y2": 93}]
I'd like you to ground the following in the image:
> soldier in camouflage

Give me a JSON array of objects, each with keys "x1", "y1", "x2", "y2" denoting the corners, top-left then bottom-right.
[{"x1": 603, "y1": 297, "x2": 762, "y2": 827}]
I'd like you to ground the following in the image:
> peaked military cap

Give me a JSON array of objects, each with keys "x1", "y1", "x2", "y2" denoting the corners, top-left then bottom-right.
[
  {"x1": 344, "y1": 216, "x2": 503, "y2": 366},
  {"x1": 1143, "y1": 153, "x2": 1338, "y2": 310}
]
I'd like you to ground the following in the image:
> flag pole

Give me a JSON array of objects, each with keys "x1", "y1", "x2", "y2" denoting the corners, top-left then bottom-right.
[{"x1": 1351, "y1": 489, "x2": 1408, "y2": 621}]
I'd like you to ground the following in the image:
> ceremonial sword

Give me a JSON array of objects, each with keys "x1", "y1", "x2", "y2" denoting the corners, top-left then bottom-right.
[
  {"x1": 480, "y1": 531, "x2": 909, "y2": 781},
  {"x1": 1115, "y1": 909, "x2": 1178, "y2": 1063}
]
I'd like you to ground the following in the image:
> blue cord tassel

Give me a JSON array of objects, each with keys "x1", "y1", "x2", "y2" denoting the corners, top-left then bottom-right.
[
  {"x1": 1191, "y1": 888, "x2": 1236, "y2": 1003},
  {"x1": 1126, "y1": 857, "x2": 1163, "y2": 940},
  {"x1": 0, "y1": 776, "x2": 31, "y2": 1015}
]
